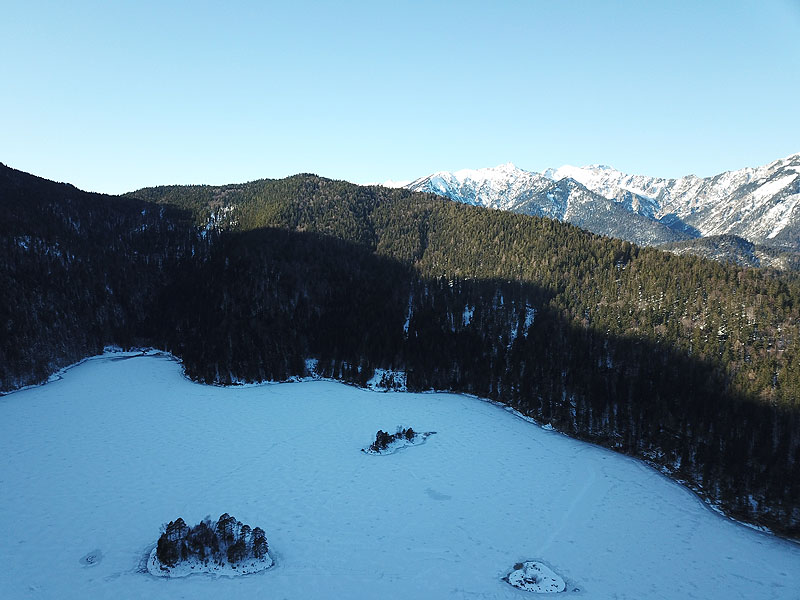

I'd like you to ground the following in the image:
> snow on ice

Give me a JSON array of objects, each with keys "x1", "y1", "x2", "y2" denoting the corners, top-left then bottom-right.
[
  {"x1": 146, "y1": 547, "x2": 273, "y2": 578},
  {"x1": 0, "y1": 352, "x2": 798, "y2": 599},
  {"x1": 505, "y1": 560, "x2": 566, "y2": 593}
]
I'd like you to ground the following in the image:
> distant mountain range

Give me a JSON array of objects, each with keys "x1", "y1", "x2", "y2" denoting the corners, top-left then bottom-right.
[{"x1": 389, "y1": 153, "x2": 800, "y2": 265}]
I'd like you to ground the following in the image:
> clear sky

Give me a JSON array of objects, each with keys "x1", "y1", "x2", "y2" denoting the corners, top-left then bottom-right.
[{"x1": 3, "y1": 0, "x2": 800, "y2": 194}]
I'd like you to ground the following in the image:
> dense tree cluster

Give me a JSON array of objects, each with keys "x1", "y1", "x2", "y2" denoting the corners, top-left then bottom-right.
[
  {"x1": 368, "y1": 427, "x2": 416, "y2": 453},
  {"x1": 155, "y1": 514, "x2": 269, "y2": 568},
  {"x1": 3, "y1": 164, "x2": 800, "y2": 536}
]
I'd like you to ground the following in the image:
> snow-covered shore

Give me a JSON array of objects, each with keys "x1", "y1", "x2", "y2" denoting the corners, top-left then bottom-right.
[
  {"x1": 146, "y1": 547, "x2": 273, "y2": 578},
  {"x1": 1, "y1": 352, "x2": 798, "y2": 599}
]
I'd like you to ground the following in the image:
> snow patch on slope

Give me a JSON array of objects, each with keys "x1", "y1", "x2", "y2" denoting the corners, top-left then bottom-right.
[
  {"x1": 764, "y1": 193, "x2": 800, "y2": 239},
  {"x1": 752, "y1": 173, "x2": 797, "y2": 202}
]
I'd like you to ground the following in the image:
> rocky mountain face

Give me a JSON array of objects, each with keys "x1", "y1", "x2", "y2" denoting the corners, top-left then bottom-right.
[
  {"x1": 405, "y1": 164, "x2": 689, "y2": 247},
  {"x1": 403, "y1": 153, "x2": 800, "y2": 257}
]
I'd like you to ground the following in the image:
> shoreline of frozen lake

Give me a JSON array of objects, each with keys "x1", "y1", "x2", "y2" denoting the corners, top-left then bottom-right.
[
  {"x1": 1, "y1": 352, "x2": 798, "y2": 599},
  {"x1": 146, "y1": 546, "x2": 274, "y2": 578}
]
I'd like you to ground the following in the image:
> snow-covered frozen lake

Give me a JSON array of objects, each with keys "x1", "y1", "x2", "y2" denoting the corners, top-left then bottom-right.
[{"x1": 1, "y1": 352, "x2": 798, "y2": 599}]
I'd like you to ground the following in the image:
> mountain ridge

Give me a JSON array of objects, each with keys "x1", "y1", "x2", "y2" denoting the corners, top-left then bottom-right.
[{"x1": 400, "y1": 152, "x2": 800, "y2": 260}]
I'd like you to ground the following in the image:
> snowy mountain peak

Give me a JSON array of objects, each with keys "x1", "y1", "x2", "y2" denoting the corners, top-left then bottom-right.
[
  {"x1": 544, "y1": 163, "x2": 629, "y2": 187},
  {"x1": 402, "y1": 151, "x2": 800, "y2": 254},
  {"x1": 377, "y1": 179, "x2": 412, "y2": 189},
  {"x1": 450, "y1": 162, "x2": 531, "y2": 183},
  {"x1": 407, "y1": 162, "x2": 555, "y2": 215}
]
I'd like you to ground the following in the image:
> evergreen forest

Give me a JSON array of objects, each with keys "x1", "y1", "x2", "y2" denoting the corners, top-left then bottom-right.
[
  {"x1": 2, "y1": 163, "x2": 799, "y2": 537},
  {"x1": 156, "y1": 514, "x2": 269, "y2": 568}
]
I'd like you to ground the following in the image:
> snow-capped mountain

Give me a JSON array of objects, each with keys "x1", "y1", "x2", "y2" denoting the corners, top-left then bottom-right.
[
  {"x1": 545, "y1": 153, "x2": 800, "y2": 248},
  {"x1": 406, "y1": 163, "x2": 565, "y2": 220},
  {"x1": 405, "y1": 163, "x2": 690, "y2": 246},
  {"x1": 403, "y1": 153, "x2": 800, "y2": 253}
]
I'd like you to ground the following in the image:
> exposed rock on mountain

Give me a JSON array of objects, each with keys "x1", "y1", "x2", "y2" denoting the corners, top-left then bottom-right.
[
  {"x1": 406, "y1": 163, "x2": 689, "y2": 247},
  {"x1": 404, "y1": 153, "x2": 800, "y2": 257}
]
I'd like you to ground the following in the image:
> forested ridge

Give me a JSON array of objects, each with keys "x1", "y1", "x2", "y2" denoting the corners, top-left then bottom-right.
[
  {"x1": 0, "y1": 164, "x2": 204, "y2": 388},
  {"x1": 133, "y1": 175, "x2": 800, "y2": 408},
  {"x1": 2, "y1": 163, "x2": 799, "y2": 537}
]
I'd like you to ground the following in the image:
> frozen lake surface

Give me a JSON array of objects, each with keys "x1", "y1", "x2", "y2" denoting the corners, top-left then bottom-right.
[{"x1": 1, "y1": 352, "x2": 798, "y2": 599}]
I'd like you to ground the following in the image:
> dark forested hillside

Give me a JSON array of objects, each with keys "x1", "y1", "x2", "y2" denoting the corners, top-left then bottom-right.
[
  {"x1": 0, "y1": 164, "x2": 203, "y2": 388},
  {"x1": 3, "y1": 164, "x2": 800, "y2": 537}
]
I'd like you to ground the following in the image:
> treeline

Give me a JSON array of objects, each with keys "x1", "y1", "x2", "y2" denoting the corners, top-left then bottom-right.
[
  {"x1": 152, "y1": 232, "x2": 799, "y2": 534},
  {"x1": 133, "y1": 175, "x2": 800, "y2": 410},
  {"x1": 3, "y1": 164, "x2": 800, "y2": 536}
]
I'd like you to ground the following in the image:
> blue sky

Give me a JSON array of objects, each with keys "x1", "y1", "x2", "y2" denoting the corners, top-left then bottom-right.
[{"x1": 2, "y1": 0, "x2": 799, "y2": 193}]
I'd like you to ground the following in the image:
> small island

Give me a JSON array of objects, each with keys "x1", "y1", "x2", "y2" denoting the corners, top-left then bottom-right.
[
  {"x1": 147, "y1": 513, "x2": 273, "y2": 578},
  {"x1": 505, "y1": 561, "x2": 566, "y2": 593},
  {"x1": 362, "y1": 427, "x2": 435, "y2": 455}
]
